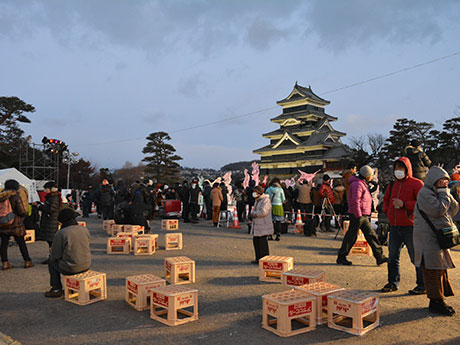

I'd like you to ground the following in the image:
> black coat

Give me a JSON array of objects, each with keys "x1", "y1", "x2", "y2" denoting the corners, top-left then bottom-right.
[
  {"x1": 82, "y1": 189, "x2": 95, "y2": 205},
  {"x1": 128, "y1": 190, "x2": 149, "y2": 225},
  {"x1": 114, "y1": 185, "x2": 129, "y2": 205},
  {"x1": 405, "y1": 147, "x2": 431, "y2": 181},
  {"x1": 38, "y1": 192, "x2": 60, "y2": 242},
  {"x1": 220, "y1": 185, "x2": 228, "y2": 210},
  {"x1": 203, "y1": 185, "x2": 212, "y2": 202},
  {"x1": 180, "y1": 186, "x2": 190, "y2": 204},
  {"x1": 23, "y1": 203, "x2": 40, "y2": 231},
  {"x1": 99, "y1": 185, "x2": 115, "y2": 207},
  {"x1": 189, "y1": 186, "x2": 201, "y2": 204}
]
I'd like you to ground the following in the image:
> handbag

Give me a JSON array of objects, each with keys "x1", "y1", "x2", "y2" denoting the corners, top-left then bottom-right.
[{"x1": 417, "y1": 205, "x2": 460, "y2": 249}]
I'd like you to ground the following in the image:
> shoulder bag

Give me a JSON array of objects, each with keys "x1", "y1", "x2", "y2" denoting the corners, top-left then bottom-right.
[{"x1": 417, "y1": 205, "x2": 460, "y2": 249}]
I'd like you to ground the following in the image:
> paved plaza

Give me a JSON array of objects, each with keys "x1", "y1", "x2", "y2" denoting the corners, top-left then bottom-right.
[{"x1": 1, "y1": 216, "x2": 459, "y2": 345}]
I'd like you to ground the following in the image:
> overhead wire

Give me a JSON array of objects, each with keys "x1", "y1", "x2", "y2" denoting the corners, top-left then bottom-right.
[{"x1": 74, "y1": 50, "x2": 460, "y2": 147}]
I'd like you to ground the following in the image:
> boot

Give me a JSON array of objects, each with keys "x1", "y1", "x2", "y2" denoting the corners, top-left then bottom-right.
[
  {"x1": 24, "y1": 260, "x2": 34, "y2": 269},
  {"x1": 336, "y1": 256, "x2": 352, "y2": 266},
  {"x1": 429, "y1": 299, "x2": 455, "y2": 316},
  {"x1": 2, "y1": 262, "x2": 13, "y2": 270},
  {"x1": 44, "y1": 288, "x2": 63, "y2": 298}
]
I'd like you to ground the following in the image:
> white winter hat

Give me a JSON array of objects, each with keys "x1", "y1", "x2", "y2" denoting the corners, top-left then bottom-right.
[{"x1": 359, "y1": 165, "x2": 374, "y2": 178}]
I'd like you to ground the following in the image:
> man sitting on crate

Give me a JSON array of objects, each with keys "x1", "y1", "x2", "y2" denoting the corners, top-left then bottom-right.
[{"x1": 45, "y1": 209, "x2": 91, "y2": 298}]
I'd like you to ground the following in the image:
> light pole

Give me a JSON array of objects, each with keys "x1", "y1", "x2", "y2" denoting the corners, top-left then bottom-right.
[{"x1": 62, "y1": 151, "x2": 79, "y2": 189}]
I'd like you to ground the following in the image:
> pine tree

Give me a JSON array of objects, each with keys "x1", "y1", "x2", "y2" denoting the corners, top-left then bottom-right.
[
  {"x1": 0, "y1": 97, "x2": 35, "y2": 168},
  {"x1": 142, "y1": 131, "x2": 182, "y2": 184},
  {"x1": 382, "y1": 118, "x2": 433, "y2": 161}
]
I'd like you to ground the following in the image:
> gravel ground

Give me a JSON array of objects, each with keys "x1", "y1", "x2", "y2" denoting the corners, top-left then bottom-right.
[{"x1": 1, "y1": 215, "x2": 459, "y2": 345}]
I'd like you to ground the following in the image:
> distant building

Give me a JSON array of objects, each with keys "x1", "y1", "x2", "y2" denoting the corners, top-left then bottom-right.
[{"x1": 253, "y1": 83, "x2": 350, "y2": 177}]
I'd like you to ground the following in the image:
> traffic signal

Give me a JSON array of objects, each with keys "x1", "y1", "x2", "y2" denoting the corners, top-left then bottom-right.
[{"x1": 42, "y1": 136, "x2": 67, "y2": 153}]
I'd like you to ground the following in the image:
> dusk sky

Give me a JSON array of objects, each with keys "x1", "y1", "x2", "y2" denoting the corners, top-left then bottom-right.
[{"x1": 1, "y1": 0, "x2": 460, "y2": 170}]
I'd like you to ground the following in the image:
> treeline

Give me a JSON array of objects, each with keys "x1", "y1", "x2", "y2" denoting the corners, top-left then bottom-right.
[{"x1": 350, "y1": 109, "x2": 460, "y2": 182}]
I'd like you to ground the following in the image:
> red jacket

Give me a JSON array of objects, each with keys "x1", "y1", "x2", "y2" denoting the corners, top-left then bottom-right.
[
  {"x1": 319, "y1": 183, "x2": 335, "y2": 204},
  {"x1": 383, "y1": 157, "x2": 423, "y2": 226}
]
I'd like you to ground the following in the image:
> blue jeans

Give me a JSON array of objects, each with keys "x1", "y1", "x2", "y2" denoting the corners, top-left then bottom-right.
[{"x1": 387, "y1": 226, "x2": 424, "y2": 288}]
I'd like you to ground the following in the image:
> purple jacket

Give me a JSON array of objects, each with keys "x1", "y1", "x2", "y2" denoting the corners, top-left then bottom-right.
[{"x1": 347, "y1": 176, "x2": 372, "y2": 218}]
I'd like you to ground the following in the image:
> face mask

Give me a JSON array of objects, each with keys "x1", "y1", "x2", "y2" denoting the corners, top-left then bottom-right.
[
  {"x1": 252, "y1": 192, "x2": 259, "y2": 198},
  {"x1": 394, "y1": 170, "x2": 405, "y2": 180}
]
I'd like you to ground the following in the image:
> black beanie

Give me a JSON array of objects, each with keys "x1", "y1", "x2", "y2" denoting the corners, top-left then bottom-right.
[
  {"x1": 411, "y1": 139, "x2": 421, "y2": 147},
  {"x1": 323, "y1": 174, "x2": 330, "y2": 181},
  {"x1": 4, "y1": 179, "x2": 20, "y2": 191},
  {"x1": 44, "y1": 181, "x2": 57, "y2": 190},
  {"x1": 58, "y1": 208, "x2": 79, "y2": 224}
]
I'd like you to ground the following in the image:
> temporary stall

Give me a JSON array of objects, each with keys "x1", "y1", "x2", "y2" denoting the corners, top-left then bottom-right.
[{"x1": 0, "y1": 167, "x2": 41, "y2": 203}]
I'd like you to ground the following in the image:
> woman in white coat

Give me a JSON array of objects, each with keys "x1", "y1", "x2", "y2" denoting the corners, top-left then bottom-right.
[{"x1": 250, "y1": 186, "x2": 274, "y2": 264}]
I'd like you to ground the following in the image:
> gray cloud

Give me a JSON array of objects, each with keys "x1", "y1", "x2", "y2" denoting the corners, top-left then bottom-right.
[
  {"x1": 178, "y1": 72, "x2": 207, "y2": 98},
  {"x1": 305, "y1": 0, "x2": 460, "y2": 52},
  {"x1": 246, "y1": 18, "x2": 288, "y2": 51},
  {"x1": 0, "y1": 0, "x2": 301, "y2": 56},
  {"x1": 2, "y1": 0, "x2": 458, "y2": 57}
]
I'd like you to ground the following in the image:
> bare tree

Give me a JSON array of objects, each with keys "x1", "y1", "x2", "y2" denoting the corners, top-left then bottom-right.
[
  {"x1": 367, "y1": 133, "x2": 385, "y2": 159},
  {"x1": 349, "y1": 136, "x2": 367, "y2": 151}
]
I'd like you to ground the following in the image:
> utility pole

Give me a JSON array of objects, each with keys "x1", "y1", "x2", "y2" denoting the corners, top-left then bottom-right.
[{"x1": 62, "y1": 151, "x2": 79, "y2": 189}]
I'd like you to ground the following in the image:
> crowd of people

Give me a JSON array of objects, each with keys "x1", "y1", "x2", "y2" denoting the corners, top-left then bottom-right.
[
  {"x1": 247, "y1": 139, "x2": 458, "y2": 317},
  {"x1": 1, "y1": 139, "x2": 458, "y2": 316}
]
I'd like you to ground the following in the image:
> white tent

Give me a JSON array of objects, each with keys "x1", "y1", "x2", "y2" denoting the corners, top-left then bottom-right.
[{"x1": 0, "y1": 167, "x2": 40, "y2": 203}]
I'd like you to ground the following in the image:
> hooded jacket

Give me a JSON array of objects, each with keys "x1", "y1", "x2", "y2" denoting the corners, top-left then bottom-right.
[
  {"x1": 383, "y1": 157, "x2": 423, "y2": 227},
  {"x1": 405, "y1": 146, "x2": 431, "y2": 181},
  {"x1": 250, "y1": 194, "x2": 274, "y2": 237},
  {"x1": 0, "y1": 190, "x2": 27, "y2": 237},
  {"x1": 413, "y1": 166, "x2": 459, "y2": 269},
  {"x1": 347, "y1": 176, "x2": 372, "y2": 218}
]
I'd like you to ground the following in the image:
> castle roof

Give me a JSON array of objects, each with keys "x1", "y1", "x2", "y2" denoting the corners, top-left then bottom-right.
[
  {"x1": 270, "y1": 112, "x2": 337, "y2": 123},
  {"x1": 277, "y1": 82, "x2": 330, "y2": 106}
]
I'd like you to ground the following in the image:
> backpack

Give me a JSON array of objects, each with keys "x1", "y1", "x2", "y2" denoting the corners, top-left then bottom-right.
[
  {"x1": 0, "y1": 198, "x2": 15, "y2": 228},
  {"x1": 114, "y1": 201, "x2": 130, "y2": 224}
]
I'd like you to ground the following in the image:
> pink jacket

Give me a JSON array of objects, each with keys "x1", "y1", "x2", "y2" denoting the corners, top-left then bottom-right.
[{"x1": 347, "y1": 176, "x2": 372, "y2": 218}]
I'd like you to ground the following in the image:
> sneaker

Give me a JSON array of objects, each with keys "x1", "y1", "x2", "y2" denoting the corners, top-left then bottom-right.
[
  {"x1": 44, "y1": 288, "x2": 63, "y2": 298},
  {"x1": 408, "y1": 286, "x2": 426, "y2": 295},
  {"x1": 336, "y1": 257, "x2": 352, "y2": 266},
  {"x1": 381, "y1": 283, "x2": 398, "y2": 293},
  {"x1": 429, "y1": 299, "x2": 455, "y2": 316},
  {"x1": 376, "y1": 256, "x2": 389, "y2": 266}
]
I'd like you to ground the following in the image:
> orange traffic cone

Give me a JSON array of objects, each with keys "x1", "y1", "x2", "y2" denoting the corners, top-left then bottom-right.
[
  {"x1": 229, "y1": 208, "x2": 241, "y2": 229},
  {"x1": 294, "y1": 209, "x2": 303, "y2": 234},
  {"x1": 295, "y1": 210, "x2": 303, "y2": 224}
]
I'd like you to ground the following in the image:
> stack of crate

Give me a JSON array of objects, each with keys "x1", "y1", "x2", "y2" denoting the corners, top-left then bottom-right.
[
  {"x1": 161, "y1": 219, "x2": 183, "y2": 250},
  {"x1": 259, "y1": 257, "x2": 380, "y2": 337}
]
